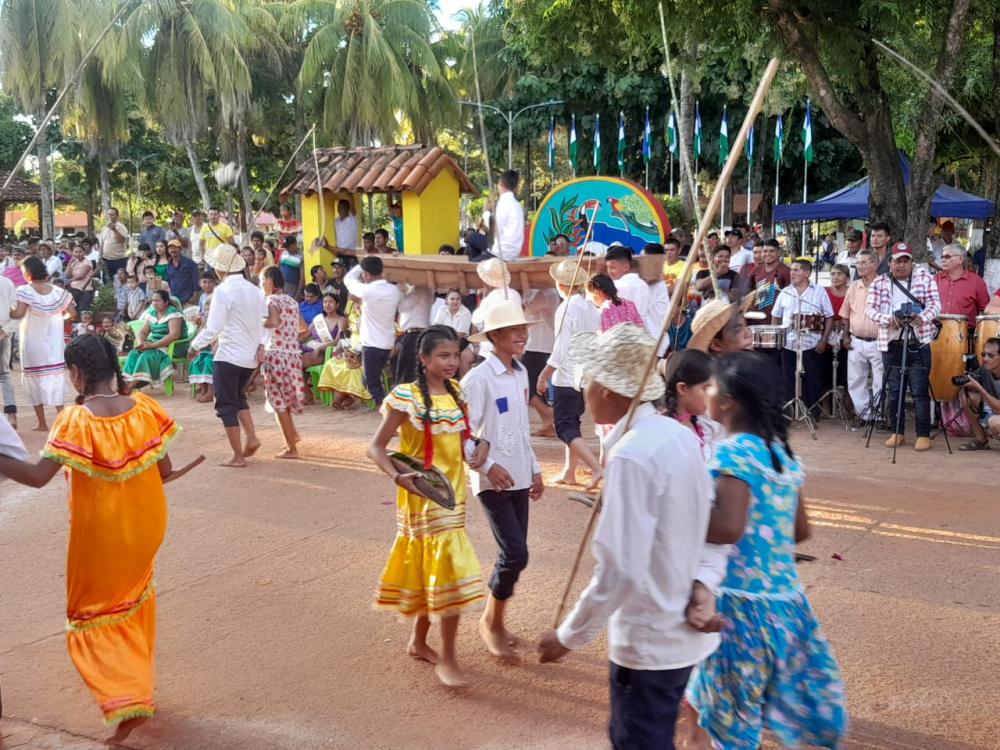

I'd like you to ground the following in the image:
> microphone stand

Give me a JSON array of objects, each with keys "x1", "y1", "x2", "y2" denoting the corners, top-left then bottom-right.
[
  {"x1": 817, "y1": 321, "x2": 850, "y2": 430},
  {"x1": 784, "y1": 294, "x2": 817, "y2": 439}
]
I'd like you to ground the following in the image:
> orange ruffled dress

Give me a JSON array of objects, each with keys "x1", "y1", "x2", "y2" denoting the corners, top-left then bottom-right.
[
  {"x1": 41, "y1": 392, "x2": 179, "y2": 725},
  {"x1": 374, "y1": 383, "x2": 484, "y2": 620}
]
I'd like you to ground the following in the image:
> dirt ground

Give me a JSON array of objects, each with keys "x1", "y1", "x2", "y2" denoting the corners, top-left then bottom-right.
[{"x1": 1, "y1": 383, "x2": 998, "y2": 750}]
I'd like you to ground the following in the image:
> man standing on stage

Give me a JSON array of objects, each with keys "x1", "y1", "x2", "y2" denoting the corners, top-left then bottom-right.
[
  {"x1": 865, "y1": 243, "x2": 941, "y2": 452},
  {"x1": 935, "y1": 243, "x2": 989, "y2": 331},
  {"x1": 840, "y1": 249, "x2": 884, "y2": 428},
  {"x1": 771, "y1": 258, "x2": 834, "y2": 418}
]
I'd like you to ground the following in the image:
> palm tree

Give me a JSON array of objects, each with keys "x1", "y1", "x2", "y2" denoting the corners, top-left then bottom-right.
[
  {"x1": 283, "y1": 0, "x2": 454, "y2": 146},
  {"x1": 450, "y1": 3, "x2": 520, "y2": 103},
  {"x1": 132, "y1": 0, "x2": 256, "y2": 210},
  {"x1": 0, "y1": 0, "x2": 83, "y2": 238}
]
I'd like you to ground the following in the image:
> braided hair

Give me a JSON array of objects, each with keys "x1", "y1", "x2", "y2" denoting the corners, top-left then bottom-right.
[
  {"x1": 585, "y1": 273, "x2": 622, "y2": 305},
  {"x1": 713, "y1": 350, "x2": 794, "y2": 473},
  {"x1": 414, "y1": 325, "x2": 469, "y2": 469},
  {"x1": 64, "y1": 334, "x2": 127, "y2": 405},
  {"x1": 661, "y1": 349, "x2": 713, "y2": 420}
]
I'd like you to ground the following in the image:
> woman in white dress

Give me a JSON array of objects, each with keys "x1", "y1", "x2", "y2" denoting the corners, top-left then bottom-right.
[{"x1": 9, "y1": 256, "x2": 76, "y2": 431}]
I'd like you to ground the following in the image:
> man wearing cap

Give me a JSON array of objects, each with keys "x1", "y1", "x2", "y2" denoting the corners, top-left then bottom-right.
[
  {"x1": 726, "y1": 228, "x2": 752, "y2": 273},
  {"x1": 840, "y1": 249, "x2": 884, "y2": 427},
  {"x1": 935, "y1": 243, "x2": 989, "y2": 330},
  {"x1": 926, "y1": 221, "x2": 945, "y2": 273},
  {"x1": 164, "y1": 239, "x2": 200, "y2": 305},
  {"x1": 837, "y1": 229, "x2": 864, "y2": 277},
  {"x1": 189, "y1": 244, "x2": 268, "y2": 468},
  {"x1": 344, "y1": 255, "x2": 402, "y2": 406},
  {"x1": 461, "y1": 300, "x2": 544, "y2": 662},
  {"x1": 326, "y1": 256, "x2": 349, "y2": 314},
  {"x1": 538, "y1": 322, "x2": 722, "y2": 750},
  {"x1": 865, "y1": 242, "x2": 941, "y2": 451}
]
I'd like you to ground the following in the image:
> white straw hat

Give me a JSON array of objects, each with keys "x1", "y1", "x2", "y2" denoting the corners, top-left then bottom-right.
[
  {"x1": 476, "y1": 257, "x2": 511, "y2": 288},
  {"x1": 569, "y1": 323, "x2": 666, "y2": 401},
  {"x1": 206, "y1": 243, "x2": 246, "y2": 274},
  {"x1": 468, "y1": 299, "x2": 540, "y2": 343},
  {"x1": 549, "y1": 258, "x2": 592, "y2": 288}
]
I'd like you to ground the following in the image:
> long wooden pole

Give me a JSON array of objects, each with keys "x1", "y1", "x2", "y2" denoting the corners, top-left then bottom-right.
[
  {"x1": 469, "y1": 27, "x2": 494, "y2": 195},
  {"x1": 312, "y1": 128, "x2": 326, "y2": 243},
  {"x1": 551, "y1": 57, "x2": 781, "y2": 630}
]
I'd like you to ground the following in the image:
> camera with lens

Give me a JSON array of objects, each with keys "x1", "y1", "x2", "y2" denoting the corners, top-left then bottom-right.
[
  {"x1": 952, "y1": 354, "x2": 981, "y2": 387},
  {"x1": 893, "y1": 301, "x2": 923, "y2": 321}
]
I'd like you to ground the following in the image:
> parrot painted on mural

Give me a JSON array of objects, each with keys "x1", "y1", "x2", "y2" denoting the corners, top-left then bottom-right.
[{"x1": 606, "y1": 197, "x2": 658, "y2": 235}]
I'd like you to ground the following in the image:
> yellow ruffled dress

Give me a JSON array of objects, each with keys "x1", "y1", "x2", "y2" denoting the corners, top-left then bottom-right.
[
  {"x1": 374, "y1": 382, "x2": 484, "y2": 620},
  {"x1": 41, "y1": 392, "x2": 178, "y2": 725}
]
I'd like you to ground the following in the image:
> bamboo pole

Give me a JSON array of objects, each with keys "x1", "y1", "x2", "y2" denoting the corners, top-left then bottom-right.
[
  {"x1": 312, "y1": 128, "x2": 326, "y2": 243},
  {"x1": 550, "y1": 57, "x2": 781, "y2": 630}
]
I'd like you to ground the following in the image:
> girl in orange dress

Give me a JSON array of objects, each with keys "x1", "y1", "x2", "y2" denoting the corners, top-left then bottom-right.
[{"x1": 0, "y1": 335, "x2": 181, "y2": 744}]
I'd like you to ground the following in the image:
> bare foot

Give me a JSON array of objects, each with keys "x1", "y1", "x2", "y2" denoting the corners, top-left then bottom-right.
[
  {"x1": 275, "y1": 449, "x2": 299, "y2": 459},
  {"x1": 531, "y1": 424, "x2": 556, "y2": 438},
  {"x1": 479, "y1": 619, "x2": 519, "y2": 662},
  {"x1": 221, "y1": 457, "x2": 247, "y2": 468},
  {"x1": 434, "y1": 659, "x2": 469, "y2": 687},
  {"x1": 291, "y1": 432, "x2": 302, "y2": 445},
  {"x1": 584, "y1": 469, "x2": 604, "y2": 490},
  {"x1": 31, "y1": 422, "x2": 48, "y2": 432},
  {"x1": 407, "y1": 641, "x2": 440, "y2": 664},
  {"x1": 7, "y1": 414, "x2": 17, "y2": 430},
  {"x1": 196, "y1": 394, "x2": 214, "y2": 403},
  {"x1": 243, "y1": 439, "x2": 261, "y2": 458},
  {"x1": 503, "y1": 629, "x2": 520, "y2": 647},
  {"x1": 551, "y1": 472, "x2": 579, "y2": 486},
  {"x1": 105, "y1": 715, "x2": 148, "y2": 746}
]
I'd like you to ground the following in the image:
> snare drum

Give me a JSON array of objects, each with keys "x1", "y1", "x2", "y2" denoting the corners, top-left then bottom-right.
[
  {"x1": 792, "y1": 313, "x2": 825, "y2": 333},
  {"x1": 929, "y1": 314, "x2": 967, "y2": 401},
  {"x1": 752, "y1": 325, "x2": 786, "y2": 350},
  {"x1": 975, "y1": 314, "x2": 1000, "y2": 361}
]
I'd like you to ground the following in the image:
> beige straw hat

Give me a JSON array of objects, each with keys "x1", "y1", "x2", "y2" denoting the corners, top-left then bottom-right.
[
  {"x1": 569, "y1": 323, "x2": 666, "y2": 401},
  {"x1": 549, "y1": 258, "x2": 590, "y2": 288},
  {"x1": 476, "y1": 257, "x2": 511, "y2": 288},
  {"x1": 205, "y1": 243, "x2": 246, "y2": 274},
  {"x1": 468, "y1": 299, "x2": 540, "y2": 343},
  {"x1": 687, "y1": 293, "x2": 755, "y2": 352}
]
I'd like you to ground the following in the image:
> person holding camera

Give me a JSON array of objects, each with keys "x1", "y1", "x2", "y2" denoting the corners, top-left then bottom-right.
[
  {"x1": 865, "y1": 243, "x2": 941, "y2": 452},
  {"x1": 957, "y1": 337, "x2": 1000, "y2": 451}
]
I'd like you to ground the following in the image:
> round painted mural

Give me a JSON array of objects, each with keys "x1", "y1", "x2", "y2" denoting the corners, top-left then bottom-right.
[{"x1": 528, "y1": 177, "x2": 671, "y2": 256}]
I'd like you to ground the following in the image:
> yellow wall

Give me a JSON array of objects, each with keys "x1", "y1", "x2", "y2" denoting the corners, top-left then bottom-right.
[
  {"x1": 402, "y1": 170, "x2": 460, "y2": 255},
  {"x1": 300, "y1": 192, "x2": 359, "y2": 269}
]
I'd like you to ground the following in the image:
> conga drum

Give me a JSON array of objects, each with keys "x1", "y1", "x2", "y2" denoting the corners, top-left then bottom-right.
[
  {"x1": 975, "y1": 315, "x2": 1000, "y2": 361},
  {"x1": 929, "y1": 314, "x2": 968, "y2": 401}
]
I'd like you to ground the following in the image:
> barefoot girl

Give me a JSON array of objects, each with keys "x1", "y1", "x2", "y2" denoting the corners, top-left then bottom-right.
[
  {"x1": 366, "y1": 324, "x2": 485, "y2": 687},
  {"x1": 261, "y1": 266, "x2": 307, "y2": 458},
  {"x1": 684, "y1": 351, "x2": 847, "y2": 749},
  {"x1": 0, "y1": 335, "x2": 180, "y2": 743}
]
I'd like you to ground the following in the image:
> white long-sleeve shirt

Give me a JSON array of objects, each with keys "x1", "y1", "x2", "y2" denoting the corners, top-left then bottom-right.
[
  {"x1": 397, "y1": 285, "x2": 433, "y2": 331},
  {"x1": 492, "y1": 191, "x2": 524, "y2": 261},
  {"x1": 547, "y1": 293, "x2": 600, "y2": 387},
  {"x1": 461, "y1": 353, "x2": 540, "y2": 494},
  {"x1": 557, "y1": 403, "x2": 721, "y2": 670},
  {"x1": 344, "y1": 265, "x2": 402, "y2": 350},
  {"x1": 190, "y1": 273, "x2": 267, "y2": 369},
  {"x1": 0, "y1": 275, "x2": 17, "y2": 337},
  {"x1": 613, "y1": 273, "x2": 651, "y2": 328},
  {"x1": 645, "y1": 279, "x2": 671, "y2": 356}
]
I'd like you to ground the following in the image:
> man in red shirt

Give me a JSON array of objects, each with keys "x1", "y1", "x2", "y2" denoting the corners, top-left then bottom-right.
[{"x1": 935, "y1": 243, "x2": 989, "y2": 329}]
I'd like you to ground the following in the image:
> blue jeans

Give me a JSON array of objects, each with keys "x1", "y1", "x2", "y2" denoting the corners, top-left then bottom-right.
[
  {"x1": 608, "y1": 662, "x2": 692, "y2": 750},
  {"x1": 361, "y1": 346, "x2": 391, "y2": 406},
  {"x1": 883, "y1": 341, "x2": 932, "y2": 437}
]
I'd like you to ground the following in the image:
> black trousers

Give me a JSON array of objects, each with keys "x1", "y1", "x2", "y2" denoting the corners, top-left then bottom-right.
[
  {"x1": 213, "y1": 360, "x2": 254, "y2": 428},
  {"x1": 608, "y1": 662, "x2": 692, "y2": 750},
  {"x1": 478, "y1": 488, "x2": 530, "y2": 600},
  {"x1": 780, "y1": 347, "x2": 823, "y2": 416},
  {"x1": 361, "y1": 346, "x2": 391, "y2": 405}
]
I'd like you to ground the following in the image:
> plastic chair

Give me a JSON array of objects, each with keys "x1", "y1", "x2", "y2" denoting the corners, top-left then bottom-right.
[
  {"x1": 162, "y1": 320, "x2": 197, "y2": 397},
  {"x1": 305, "y1": 346, "x2": 335, "y2": 407}
]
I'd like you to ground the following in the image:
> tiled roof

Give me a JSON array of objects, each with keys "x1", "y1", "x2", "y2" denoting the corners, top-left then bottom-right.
[
  {"x1": 700, "y1": 192, "x2": 763, "y2": 215},
  {"x1": 280, "y1": 145, "x2": 479, "y2": 199},
  {"x1": 0, "y1": 171, "x2": 70, "y2": 203}
]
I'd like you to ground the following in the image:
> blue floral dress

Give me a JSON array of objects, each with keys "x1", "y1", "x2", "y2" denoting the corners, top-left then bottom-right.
[{"x1": 686, "y1": 433, "x2": 847, "y2": 749}]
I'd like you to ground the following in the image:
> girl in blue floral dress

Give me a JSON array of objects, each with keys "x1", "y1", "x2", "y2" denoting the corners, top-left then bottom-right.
[{"x1": 685, "y1": 351, "x2": 847, "y2": 750}]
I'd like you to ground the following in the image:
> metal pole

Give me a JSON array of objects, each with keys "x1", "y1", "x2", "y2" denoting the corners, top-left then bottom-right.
[
  {"x1": 508, "y1": 112, "x2": 513, "y2": 171},
  {"x1": 774, "y1": 159, "x2": 780, "y2": 232},
  {"x1": 746, "y1": 173, "x2": 751, "y2": 225},
  {"x1": 645, "y1": 162, "x2": 649, "y2": 190},
  {"x1": 669, "y1": 153, "x2": 674, "y2": 197}
]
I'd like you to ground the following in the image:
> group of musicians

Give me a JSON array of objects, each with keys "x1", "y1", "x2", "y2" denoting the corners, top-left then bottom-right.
[{"x1": 733, "y1": 223, "x2": 1000, "y2": 450}]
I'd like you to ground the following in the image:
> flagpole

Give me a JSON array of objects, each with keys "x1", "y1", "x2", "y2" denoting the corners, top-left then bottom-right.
[
  {"x1": 801, "y1": 158, "x2": 808, "y2": 258},
  {"x1": 645, "y1": 162, "x2": 649, "y2": 190},
  {"x1": 669, "y1": 153, "x2": 674, "y2": 197}
]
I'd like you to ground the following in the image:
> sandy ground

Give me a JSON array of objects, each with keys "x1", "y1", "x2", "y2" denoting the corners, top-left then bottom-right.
[{"x1": 1, "y1": 382, "x2": 998, "y2": 750}]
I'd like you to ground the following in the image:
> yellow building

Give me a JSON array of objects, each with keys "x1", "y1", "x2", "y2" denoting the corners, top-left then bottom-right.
[{"x1": 279, "y1": 144, "x2": 478, "y2": 269}]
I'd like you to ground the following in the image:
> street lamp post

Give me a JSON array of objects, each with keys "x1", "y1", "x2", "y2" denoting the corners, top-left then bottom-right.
[{"x1": 457, "y1": 99, "x2": 565, "y2": 170}]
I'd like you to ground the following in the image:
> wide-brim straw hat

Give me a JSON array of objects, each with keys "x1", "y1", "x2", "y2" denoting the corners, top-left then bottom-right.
[
  {"x1": 569, "y1": 322, "x2": 666, "y2": 402},
  {"x1": 206, "y1": 243, "x2": 246, "y2": 274},
  {"x1": 476, "y1": 257, "x2": 510, "y2": 288},
  {"x1": 468, "y1": 299, "x2": 540, "y2": 343},
  {"x1": 687, "y1": 292, "x2": 755, "y2": 352},
  {"x1": 549, "y1": 258, "x2": 591, "y2": 288}
]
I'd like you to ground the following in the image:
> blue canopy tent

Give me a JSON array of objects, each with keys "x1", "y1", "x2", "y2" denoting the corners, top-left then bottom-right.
[{"x1": 774, "y1": 154, "x2": 995, "y2": 221}]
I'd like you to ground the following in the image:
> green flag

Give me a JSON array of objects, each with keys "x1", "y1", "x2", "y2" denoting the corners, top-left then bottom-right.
[
  {"x1": 594, "y1": 114, "x2": 602, "y2": 174},
  {"x1": 802, "y1": 99, "x2": 813, "y2": 163},
  {"x1": 569, "y1": 115, "x2": 578, "y2": 171},
  {"x1": 616, "y1": 112, "x2": 625, "y2": 172},
  {"x1": 718, "y1": 106, "x2": 729, "y2": 166}
]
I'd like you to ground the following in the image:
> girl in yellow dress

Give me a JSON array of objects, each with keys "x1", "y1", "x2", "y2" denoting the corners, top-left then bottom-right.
[
  {"x1": 366, "y1": 325, "x2": 486, "y2": 687},
  {"x1": 0, "y1": 334, "x2": 181, "y2": 744}
]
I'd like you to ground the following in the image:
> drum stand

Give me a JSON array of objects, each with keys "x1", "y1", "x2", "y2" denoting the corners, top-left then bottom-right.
[
  {"x1": 816, "y1": 338, "x2": 851, "y2": 430},
  {"x1": 784, "y1": 321, "x2": 817, "y2": 440}
]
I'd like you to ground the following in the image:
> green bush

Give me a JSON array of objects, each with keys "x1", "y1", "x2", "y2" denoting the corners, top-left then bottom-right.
[{"x1": 90, "y1": 282, "x2": 118, "y2": 314}]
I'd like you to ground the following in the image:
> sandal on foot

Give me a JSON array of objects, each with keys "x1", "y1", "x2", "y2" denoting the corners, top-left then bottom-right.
[{"x1": 959, "y1": 439, "x2": 991, "y2": 451}]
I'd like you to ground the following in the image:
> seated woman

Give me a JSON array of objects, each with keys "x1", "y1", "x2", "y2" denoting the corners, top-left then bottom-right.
[
  {"x1": 299, "y1": 283, "x2": 323, "y2": 325},
  {"x1": 301, "y1": 292, "x2": 347, "y2": 369},
  {"x1": 122, "y1": 290, "x2": 187, "y2": 392},
  {"x1": 317, "y1": 302, "x2": 370, "y2": 409}
]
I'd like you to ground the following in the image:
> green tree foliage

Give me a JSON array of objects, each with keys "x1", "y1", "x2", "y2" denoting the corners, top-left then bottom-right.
[{"x1": 0, "y1": 94, "x2": 33, "y2": 171}]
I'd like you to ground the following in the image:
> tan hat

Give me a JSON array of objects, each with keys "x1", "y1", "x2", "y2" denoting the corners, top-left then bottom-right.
[
  {"x1": 205, "y1": 243, "x2": 246, "y2": 274},
  {"x1": 468, "y1": 299, "x2": 540, "y2": 343},
  {"x1": 167, "y1": 238, "x2": 183, "y2": 248},
  {"x1": 569, "y1": 323, "x2": 666, "y2": 401},
  {"x1": 549, "y1": 258, "x2": 592, "y2": 288},
  {"x1": 476, "y1": 257, "x2": 510, "y2": 288},
  {"x1": 687, "y1": 298, "x2": 751, "y2": 352}
]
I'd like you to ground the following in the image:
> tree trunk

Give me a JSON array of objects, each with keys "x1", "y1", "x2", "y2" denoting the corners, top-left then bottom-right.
[
  {"x1": 678, "y1": 63, "x2": 696, "y2": 223},
  {"x1": 86, "y1": 183, "x2": 95, "y2": 236},
  {"x1": 184, "y1": 138, "x2": 211, "y2": 211},
  {"x1": 99, "y1": 154, "x2": 111, "y2": 217},
  {"x1": 903, "y1": 0, "x2": 972, "y2": 260},
  {"x1": 237, "y1": 118, "x2": 254, "y2": 233},
  {"x1": 524, "y1": 140, "x2": 532, "y2": 210},
  {"x1": 36, "y1": 106, "x2": 54, "y2": 239}
]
